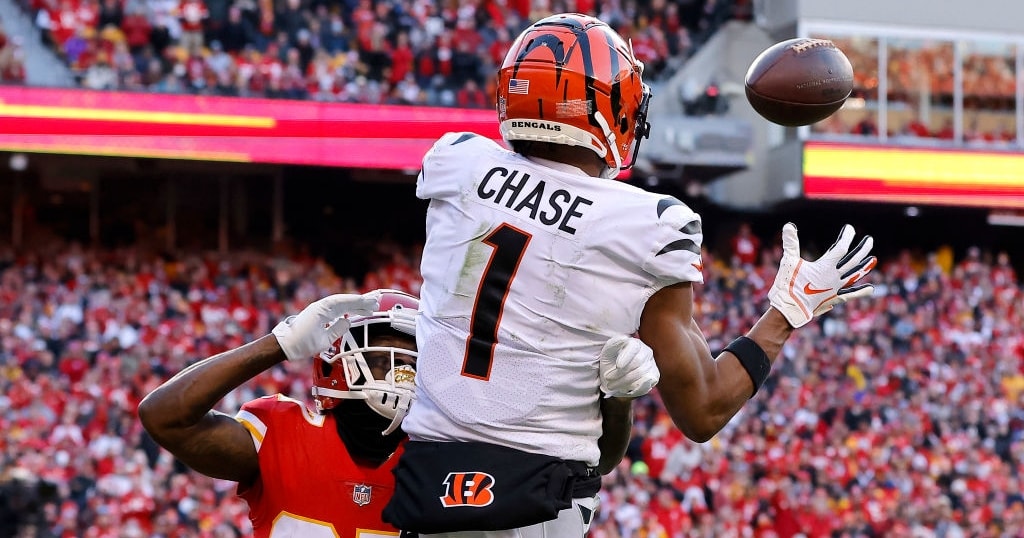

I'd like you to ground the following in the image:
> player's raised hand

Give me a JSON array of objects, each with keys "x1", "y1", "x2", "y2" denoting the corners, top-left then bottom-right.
[
  {"x1": 272, "y1": 291, "x2": 381, "y2": 361},
  {"x1": 599, "y1": 335, "x2": 661, "y2": 398},
  {"x1": 768, "y1": 223, "x2": 876, "y2": 329}
]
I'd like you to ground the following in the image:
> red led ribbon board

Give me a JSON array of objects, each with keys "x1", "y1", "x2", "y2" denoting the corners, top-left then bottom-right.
[
  {"x1": 0, "y1": 86, "x2": 501, "y2": 168},
  {"x1": 803, "y1": 141, "x2": 1024, "y2": 208}
]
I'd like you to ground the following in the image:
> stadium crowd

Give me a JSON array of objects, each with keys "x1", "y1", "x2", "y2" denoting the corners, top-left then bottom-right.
[
  {"x1": 0, "y1": 238, "x2": 423, "y2": 537},
  {"x1": 11, "y1": 0, "x2": 749, "y2": 105},
  {"x1": 830, "y1": 37, "x2": 1016, "y2": 106},
  {"x1": 2, "y1": 225, "x2": 1023, "y2": 537},
  {"x1": 589, "y1": 240, "x2": 1024, "y2": 538}
]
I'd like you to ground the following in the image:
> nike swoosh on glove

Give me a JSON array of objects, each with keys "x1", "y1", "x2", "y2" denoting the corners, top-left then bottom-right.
[
  {"x1": 272, "y1": 291, "x2": 381, "y2": 361},
  {"x1": 768, "y1": 223, "x2": 877, "y2": 329},
  {"x1": 599, "y1": 335, "x2": 661, "y2": 398}
]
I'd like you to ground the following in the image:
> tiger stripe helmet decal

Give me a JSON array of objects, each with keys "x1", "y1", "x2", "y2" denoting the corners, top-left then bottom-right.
[{"x1": 498, "y1": 13, "x2": 651, "y2": 179}]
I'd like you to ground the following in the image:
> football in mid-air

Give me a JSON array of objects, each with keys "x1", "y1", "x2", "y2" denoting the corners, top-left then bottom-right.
[{"x1": 744, "y1": 38, "x2": 854, "y2": 127}]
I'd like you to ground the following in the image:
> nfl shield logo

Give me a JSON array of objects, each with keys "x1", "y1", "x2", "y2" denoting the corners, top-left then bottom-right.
[{"x1": 352, "y1": 484, "x2": 372, "y2": 506}]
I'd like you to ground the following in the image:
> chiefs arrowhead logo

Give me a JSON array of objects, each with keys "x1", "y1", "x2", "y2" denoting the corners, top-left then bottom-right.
[{"x1": 440, "y1": 472, "x2": 495, "y2": 508}]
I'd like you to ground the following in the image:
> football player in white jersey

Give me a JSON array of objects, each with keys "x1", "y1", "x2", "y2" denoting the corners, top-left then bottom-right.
[{"x1": 384, "y1": 13, "x2": 877, "y2": 538}]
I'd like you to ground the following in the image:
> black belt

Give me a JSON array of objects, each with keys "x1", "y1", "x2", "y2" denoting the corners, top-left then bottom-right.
[
  {"x1": 561, "y1": 460, "x2": 602, "y2": 499},
  {"x1": 571, "y1": 474, "x2": 602, "y2": 498}
]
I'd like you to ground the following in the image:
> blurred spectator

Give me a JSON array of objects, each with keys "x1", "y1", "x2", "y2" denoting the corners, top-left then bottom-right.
[
  {"x1": 0, "y1": 24, "x2": 28, "y2": 84},
  {"x1": 729, "y1": 222, "x2": 760, "y2": 267},
  {"x1": 851, "y1": 111, "x2": 879, "y2": 136},
  {"x1": 388, "y1": 30, "x2": 412, "y2": 85},
  {"x1": 178, "y1": 0, "x2": 209, "y2": 52},
  {"x1": 899, "y1": 112, "x2": 931, "y2": 138},
  {"x1": 217, "y1": 5, "x2": 251, "y2": 53},
  {"x1": 96, "y1": 0, "x2": 121, "y2": 30},
  {"x1": 456, "y1": 79, "x2": 486, "y2": 108},
  {"x1": 82, "y1": 50, "x2": 115, "y2": 88},
  {"x1": 14, "y1": 0, "x2": 741, "y2": 104},
  {"x1": 120, "y1": 4, "x2": 151, "y2": 53}
]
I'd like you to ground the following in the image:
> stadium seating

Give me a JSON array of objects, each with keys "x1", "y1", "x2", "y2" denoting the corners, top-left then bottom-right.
[
  {"x1": 8, "y1": 0, "x2": 750, "y2": 104},
  {"x1": 813, "y1": 36, "x2": 1016, "y2": 143},
  {"x1": 588, "y1": 243, "x2": 1024, "y2": 537},
  {"x1": 2, "y1": 229, "x2": 1023, "y2": 537}
]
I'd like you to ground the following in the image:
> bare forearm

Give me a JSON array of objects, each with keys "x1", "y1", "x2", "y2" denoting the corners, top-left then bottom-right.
[
  {"x1": 597, "y1": 396, "x2": 633, "y2": 475},
  {"x1": 743, "y1": 307, "x2": 793, "y2": 362},
  {"x1": 699, "y1": 307, "x2": 794, "y2": 432},
  {"x1": 714, "y1": 306, "x2": 794, "y2": 397},
  {"x1": 642, "y1": 287, "x2": 795, "y2": 442},
  {"x1": 139, "y1": 334, "x2": 285, "y2": 431},
  {"x1": 137, "y1": 334, "x2": 286, "y2": 485}
]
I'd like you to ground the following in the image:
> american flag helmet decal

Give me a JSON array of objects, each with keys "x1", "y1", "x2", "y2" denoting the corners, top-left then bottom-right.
[{"x1": 508, "y1": 78, "x2": 530, "y2": 94}]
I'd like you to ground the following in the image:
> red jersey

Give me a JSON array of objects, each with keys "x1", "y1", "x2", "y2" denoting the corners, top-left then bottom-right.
[{"x1": 235, "y1": 395, "x2": 402, "y2": 538}]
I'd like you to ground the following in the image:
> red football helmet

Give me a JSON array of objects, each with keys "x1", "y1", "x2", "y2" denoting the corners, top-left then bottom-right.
[
  {"x1": 497, "y1": 13, "x2": 652, "y2": 179},
  {"x1": 312, "y1": 289, "x2": 419, "y2": 435}
]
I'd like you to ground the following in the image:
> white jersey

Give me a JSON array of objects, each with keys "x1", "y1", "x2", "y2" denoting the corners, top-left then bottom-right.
[{"x1": 403, "y1": 133, "x2": 704, "y2": 466}]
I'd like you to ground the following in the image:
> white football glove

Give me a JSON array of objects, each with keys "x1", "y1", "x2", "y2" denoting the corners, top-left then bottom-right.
[
  {"x1": 768, "y1": 223, "x2": 877, "y2": 329},
  {"x1": 599, "y1": 335, "x2": 661, "y2": 398},
  {"x1": 272, "y1": 291, "x2": 381, "y2": 361}
]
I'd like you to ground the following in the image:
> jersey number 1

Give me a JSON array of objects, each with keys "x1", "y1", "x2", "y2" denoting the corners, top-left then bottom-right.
[{"x1": 462, "y1": 223, "x2": 532, "y2": 380}]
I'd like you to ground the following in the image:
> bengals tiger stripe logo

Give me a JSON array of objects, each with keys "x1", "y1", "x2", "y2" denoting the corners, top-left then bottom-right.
[{"x1": 439, "y1": 472, "x2": 496, "y2": 508}]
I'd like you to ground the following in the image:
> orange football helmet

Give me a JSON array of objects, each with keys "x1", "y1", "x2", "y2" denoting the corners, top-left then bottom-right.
[{"x1": 497, "y1": 13, "x2": 652, "y2": 179}]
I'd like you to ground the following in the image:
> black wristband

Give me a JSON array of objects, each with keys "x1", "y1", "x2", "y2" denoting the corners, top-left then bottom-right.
[{"x1": 724, "y1": 336, "x2": 771, "y2": 398}]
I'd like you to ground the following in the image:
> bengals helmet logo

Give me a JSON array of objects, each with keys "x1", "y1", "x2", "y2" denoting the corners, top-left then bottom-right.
[{"x1": 439, "y1": 472, "x2": 496, "y2": 508}]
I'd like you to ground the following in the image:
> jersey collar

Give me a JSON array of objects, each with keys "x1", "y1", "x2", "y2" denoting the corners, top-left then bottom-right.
[{"x1": 525, "y1": 156, "x2": 591, "y2": 178}]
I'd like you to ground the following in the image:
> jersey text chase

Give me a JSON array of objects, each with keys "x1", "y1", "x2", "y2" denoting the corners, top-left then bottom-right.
[{"x1": 477, "y1": 166, "x2": 593, "y2": 234}]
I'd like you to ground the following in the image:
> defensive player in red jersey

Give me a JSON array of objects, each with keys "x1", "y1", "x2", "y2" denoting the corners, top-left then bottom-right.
[
  {"x1": 139, "y1": 290, "x2": 420, "y2": 537},
  {"x1": 139, "y1": 288, "x2": 658, "y2": 537}
]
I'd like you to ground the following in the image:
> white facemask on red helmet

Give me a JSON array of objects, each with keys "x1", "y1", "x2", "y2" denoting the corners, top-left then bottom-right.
[{"x1": 312, "y1": 289, "x2": 418, "y2": 435}]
